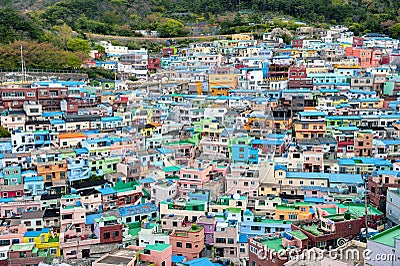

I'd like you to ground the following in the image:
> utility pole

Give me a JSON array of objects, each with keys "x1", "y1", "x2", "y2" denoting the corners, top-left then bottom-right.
[{"x1": 365, "y1": 177, "x2": 369, "y2": 242}]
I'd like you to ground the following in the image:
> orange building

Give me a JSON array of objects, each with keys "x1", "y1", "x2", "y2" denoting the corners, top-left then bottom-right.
[
  {"x1": 36, "y1": 161, "x2": 68, "y2": 183},
  {"x1": 345, "y1": 47, "x2": 381, "y2": 68},
  {"x1": 209, "y1": 73, "x2": 238, "y2": 96},
  {"x1": 58, "y1": 133, "x2": 86, "y2": 149},
  {"x1": 169, "y1": 225, "x2": 205, "y2": 260}
]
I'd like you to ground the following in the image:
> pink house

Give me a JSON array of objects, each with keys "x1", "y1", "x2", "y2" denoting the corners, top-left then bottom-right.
[
  {"x1": 0, "y1": 200, "x2": 41, "y2": 218},
  {"x1": 302, "y1": 150, "x2": 324, "y2": 172},
  {"x1": 169, "y1": 225, "x2": 205, "y2": 260},
  {"x1": 60, "y1": 205, "x2": 98, "y2": 259},
  {"x1": 178, "y1": 163, "x2": 216, "y2": 196},
  {"x1": 0, "y1": 224, "x2": 27, "y2": 246},
  {"x1": 225, "y1": 166, "x2": 259, "y2": 196},
  {"x1": 140, "y1": 243, "x2": 172, "y2": 266}
]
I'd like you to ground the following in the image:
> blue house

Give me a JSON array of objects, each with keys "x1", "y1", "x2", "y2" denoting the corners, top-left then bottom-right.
[
  {"x1": 67, "y1": 157, "x2": 90, "y2": 182},
  {"x1": 1, "y1": 166, "x2": 22, "y2": 185},
  {"x1": 240, "y1": 210, "x2": 292, "y2": 236},
  {"x1": 24, "y1": 176, "x2": 44, "y2": 196},
  {"x1": 230, "y1": 136, "x2": 258, "y2": 164}
]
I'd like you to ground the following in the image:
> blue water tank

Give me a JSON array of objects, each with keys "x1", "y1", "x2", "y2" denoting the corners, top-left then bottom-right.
[{"x1": 76, "y1": 200, "x2": 82, "y2": 207}]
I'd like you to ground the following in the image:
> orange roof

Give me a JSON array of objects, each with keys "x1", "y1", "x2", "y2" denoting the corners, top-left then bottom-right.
[
  {"x1": 58, "y1": 133, "x2": 86, "y2": 139},
  {"x1": 149, "y1": 122, "x2": 162, "y2": 127}
]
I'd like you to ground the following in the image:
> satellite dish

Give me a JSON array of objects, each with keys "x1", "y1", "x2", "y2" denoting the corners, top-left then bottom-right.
[{"x1": 233, "y1": 193, "x2": 240, "y2": 200}]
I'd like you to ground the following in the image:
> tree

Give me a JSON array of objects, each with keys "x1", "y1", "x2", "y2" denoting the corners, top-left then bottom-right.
[
  {"x1": 390, "y1": 23, "x2": 400, "y2": 39},
  {"x1": 67, "y1": 38, "x2": 91, "y2": 53},
  {"x1": 0, "y1": 126, "x2": 10, "y2": 137},
  {"x1": 157, "y1": 18, "x2": 187, "y2": 38}
]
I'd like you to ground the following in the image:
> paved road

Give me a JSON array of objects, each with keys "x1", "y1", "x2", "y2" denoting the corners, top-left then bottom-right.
[{"x1": 86, "y1": 33, "x2": 232, "y2": 42}]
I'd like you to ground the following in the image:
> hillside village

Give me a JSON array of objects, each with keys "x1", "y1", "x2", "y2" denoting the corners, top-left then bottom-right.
[{"x1": 1, "y1": 25, "x2": 400, "y2": 266}]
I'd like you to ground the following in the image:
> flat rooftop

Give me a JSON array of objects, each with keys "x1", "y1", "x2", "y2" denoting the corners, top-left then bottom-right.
[{"x1": 370, "y1": 225, "x2": 400, "y2": 247}]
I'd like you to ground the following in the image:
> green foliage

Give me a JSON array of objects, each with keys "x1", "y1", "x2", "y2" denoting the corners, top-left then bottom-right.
[
  {"x1": 0, "y1": 8, "x2": 44, "y2": 43},
  {"x1": 0, "y1": 41, "x2": 88, "y2": 69},
  {"x1": 157, "y1": 19, "x2": 188, "y2": 37},
  {"x1": 85, "y1": 68, "x2": 116, "y2": 80},
  {"x1": 66, "y1": 38, "x2": 91, "y2": 53},
  {"x1": 391, "y1": 23, "x2": 400, "y2": 39},
  {"x1": 0, "y1": 126, "x2": 10, "y2": 138}
]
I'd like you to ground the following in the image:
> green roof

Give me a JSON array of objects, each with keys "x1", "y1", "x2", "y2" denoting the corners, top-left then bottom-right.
[
  {"x1": 288, "y1": 230, "x2": 308, "y2": 240},
  {"x1": 370, "y1": 225, "x2": 400, "y2": 247},
  {"x1": 226, "y1": 208, "x2": 241, "y2": 213},
  {"x1": 144, "y1": 243, "x2": 171, "y2": 252},
  {"x1": 260, "y1": 219, "x2": 292, "y2": 224},
  {"x1": 94, "y1": 216, "x2": 118, "y2": 223},
  {"x1": 276, "y1": 205, "x2": 296, "y2": 210},
  {"x1": 114, "y1": 181, "x2": 138, "y2": 192},
  {"x1": 301, "y1": 224, "x2": 322, "y2": 236},
  {"x1": 162, "y1": 166, "x2": 183, "y2": 172},
  {"x1": 259, "y1": 236, "x2": 284, "y2": 251},
  {"x1": 322, "y1": 208, "x2": 337, "y2": 215},
  {"x1": 61, "y1": 194, "x2": 80, "y2": 199},
  {"x1": 337, "y1": 203, "x2": 383, "y2": 217},
  {"x1": 11, "y1": 243, "x2": 35, "y2": 251}
]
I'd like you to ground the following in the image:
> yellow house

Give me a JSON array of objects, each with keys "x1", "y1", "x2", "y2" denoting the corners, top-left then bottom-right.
[
  {"x1": 293, "y1": 121, "x2": 326, "y2": 140},
  {"x1": 209, "y1": 73, "x2": 238, "y2": 95},
  {"x1": 275, "y1": 202, "x2": 314, "y2": 221},
  {"x1": 232, "y1": 33, "x2": 254, "y2": 41},
  {"x1": 139, "y1": 122, "x2": 162, "y2": 137},
  {"x1": 23, "y1": 228, "x2": 60, "y2": 257}
]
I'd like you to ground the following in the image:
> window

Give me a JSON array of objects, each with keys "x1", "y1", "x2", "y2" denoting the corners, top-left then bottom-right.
[
  {"x1": 28, "y1": 238, "x2": 34, "y2": 243},
  {"x1": 186, "y1": 243, "x2": 192, "y2": 248},
  {"x1": 228, "y1": 238, "x2": 234, "y2": 244},
  {"x1": 50, "y1": 248, "x2": 57, "y2": 255},
  {"x1": 251, "y1": 226, "x2": 261, "y2": 231},
  {"x1": 176, "y1": 242, "x2": 182, "y2": 247},
  {"x1": 216, "y1": 238, "x2": 226, "y2": 244},
  {"x1": 113, "y1": 231, "x2": 120, "y2": 237},
  {"x1": 103, "y1": 232, "x2": 110, "y2": 239}
]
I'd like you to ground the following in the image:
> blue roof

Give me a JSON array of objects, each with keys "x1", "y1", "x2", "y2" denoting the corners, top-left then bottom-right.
[
  {"x1": 172, "y1": 256, "x2": 186, "y2": 263},
  {"x1": 285, "y1": 172, "x2": 363, "y2": 184},
  {"x1": 50, "y1": 119, "x2": 65, "y2": 125},
  {"x1": 86, "y1": 213, "x2": 102, "y2": 225},
  {"x1": 0, "y1": 198, "x2": 14, "y2": 203},
  {"x1": 381, "y1": 139, "x2": 400, "y2": 147},
  {"x1": 304, "y1": 197, "x2": 325, "y2": 203},
  {"x1": 74, "y1": 148, "x2": 89, "y2": 155},
  {"x1": 98, "y1": 187, "x2": 116, "y2": 195},
  {"x1": 338, "y1": 126, "x2": 359, "y2": 131},
  {"x1": 326, "y1": 116, "x2": 361, "y2": 120},
  {"x1": 101, "y1": 117, "x2": 123, "y2": 122},
  {"x1": 238, "y1": 234, "x2": 250, "y2": 243},
  {"x1": 42, "y1": 112, "x2": 64, "y2": 117},
  {"x1": 24, "y1": 231, "x2": 41, "y2": 237},
  {"x1": 251, "y1": 139, "x2": 283, "y2": 145},
  {"x1": 156, "y1": 148, "x2": 174, "y2": 154},
  {"x1": 183, "y1": 258, "x2": 214, "y2": 266},
  {"x1": 24, "y1": 176, "x2": 43, "y2": 182},
  {"x1": 119, "y1": 203, "x2": 158, "y2": 217},
  {"x1": 139, "y1": 177, "x2": 156, "y2": 184},
  {"x1": 299, "y1": 111, "x2": 326, "y2": 117},
  {"x1": 376, "y1": 170, "x2": 400, "y2": 177},
  {"x1": 339, "y1": 158, "x2": 356, "y2": 165},
  {"x1": 274, "y1": 164, "x2": 288, "y2": 171}
]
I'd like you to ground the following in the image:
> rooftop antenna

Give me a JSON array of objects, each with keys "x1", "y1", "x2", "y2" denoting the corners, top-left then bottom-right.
[{"x1": 20, "y1": 44, "x2": 26, "y2": 82}]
